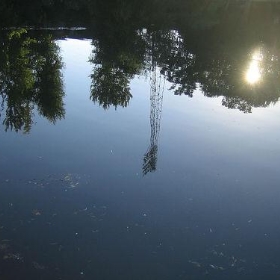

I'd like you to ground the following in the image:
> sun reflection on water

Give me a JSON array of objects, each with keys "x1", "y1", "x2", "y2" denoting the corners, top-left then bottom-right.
[{"x1": 245, "y1": 49, "x2": 262, "y2": 85}]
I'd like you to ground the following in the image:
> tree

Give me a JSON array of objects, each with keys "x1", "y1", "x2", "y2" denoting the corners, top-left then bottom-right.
[{"x1": 0, "y1": 29, "x2": 65, "y2": 133}]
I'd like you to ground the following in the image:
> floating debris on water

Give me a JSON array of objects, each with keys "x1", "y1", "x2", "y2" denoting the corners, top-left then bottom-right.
[
  {"x1": 189, "y1": 260, "x2": 201, "y2": 267},
  {"x1": 32, "y1": 261, "x2": 45, "y2": 270},
  {"x1": 3, "y1": 253, "x2": 23, "y2": 262},
  {"x1": 209, "y1": 264, "x2": 218, "y2": 269},
  {"x1": 32, "y1": 209, "x2": 42, "y2": 216},
  {"x1": 231, "y1": 256, "x2": 237, "y2": 267}
]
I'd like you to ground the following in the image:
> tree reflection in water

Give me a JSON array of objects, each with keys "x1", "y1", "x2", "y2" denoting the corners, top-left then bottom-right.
[
  {"x1": 87, "y1": 4, "x2": 280, "y2": 113},
  {"x1": 0, "y1": 3, "x2": 280, "y2": 132},
  {"x1": 0, "y1": 29, "x2": 64, "y2": 133},
  {"x1": 1, "y1": 2, "x2": 280, "y2": 278},
  {"x1": 1, "y1": 1, "x2": 280, "y2": 176},
  {"x1": 0, "y1": 1, "x2": 280, "y2": 133}
]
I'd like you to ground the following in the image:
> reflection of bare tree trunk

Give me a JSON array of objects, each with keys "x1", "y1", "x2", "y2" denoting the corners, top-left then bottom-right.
[{"x1": 143, "y1": 59, "x2": 164, "y2": 175}]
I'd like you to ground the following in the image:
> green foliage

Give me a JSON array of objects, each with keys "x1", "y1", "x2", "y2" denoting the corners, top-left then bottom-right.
[
  {"x1": 0, "y1": 30, "x2": 64, "y2": 133},
  {"x1": 1, "y1": 0, "x2": 280, "y2": 116},
  {"x1": 90, "y1": 65, "x2": 132, "y2": 110},
  {"x1": 89, "y1": 26, "x2": 145, "y2": 109},
  {"x1": 32, "y1": 35, "x2": 65, "y2": 122},
  {"x1": 87, "y1": 3, "x2": 280, "y2": 113}
]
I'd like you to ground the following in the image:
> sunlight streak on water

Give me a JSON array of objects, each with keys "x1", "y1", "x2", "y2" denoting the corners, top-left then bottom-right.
[{"x1": 245, "y1": 49, "x2": 262, "y2": 84}]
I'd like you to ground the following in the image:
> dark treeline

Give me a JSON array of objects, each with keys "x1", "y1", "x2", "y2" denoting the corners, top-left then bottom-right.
[
  {"x1": 0, "y1": 0, "x2": 176, "y2": 27},
  {"x1": 1, "y1": 0, "x2": 280, "y2": 29},
  {"x1": 0, "y1": 0, "x2": 255, "y2": 28}
]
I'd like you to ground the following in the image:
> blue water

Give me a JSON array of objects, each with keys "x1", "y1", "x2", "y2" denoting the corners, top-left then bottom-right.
[{"x1": 1, "y1": 38, "x2": 280, "y2": 280}]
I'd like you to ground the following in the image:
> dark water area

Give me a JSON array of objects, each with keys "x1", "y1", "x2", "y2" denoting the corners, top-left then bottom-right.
[{"x1": 1, "y1": 1, "x2": 280, "y2": 279}]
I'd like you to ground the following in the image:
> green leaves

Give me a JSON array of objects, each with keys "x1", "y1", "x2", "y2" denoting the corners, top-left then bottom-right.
[{"x1": 0, "y1": 30, "x2": 64, "y2": 133}]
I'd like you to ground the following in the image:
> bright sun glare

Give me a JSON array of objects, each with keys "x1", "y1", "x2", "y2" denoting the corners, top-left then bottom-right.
[{"x1": 245, "y1": 50, "x2": 262, "y2": 85}]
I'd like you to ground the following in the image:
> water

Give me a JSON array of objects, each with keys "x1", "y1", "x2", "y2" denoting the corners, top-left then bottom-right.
[{"x1": 1, "y1": 2, "x2": 280, "y2": 279}]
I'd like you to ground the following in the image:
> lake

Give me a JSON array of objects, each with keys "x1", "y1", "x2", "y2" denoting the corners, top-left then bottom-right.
[{"x1": 1, "y1": 1, "x2": 280, "y2": 279}]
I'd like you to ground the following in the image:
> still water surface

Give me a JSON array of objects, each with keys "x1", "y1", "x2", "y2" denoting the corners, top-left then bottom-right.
[{"x1": 1, "y1": 21, "x2": 280, "y2": 280}]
